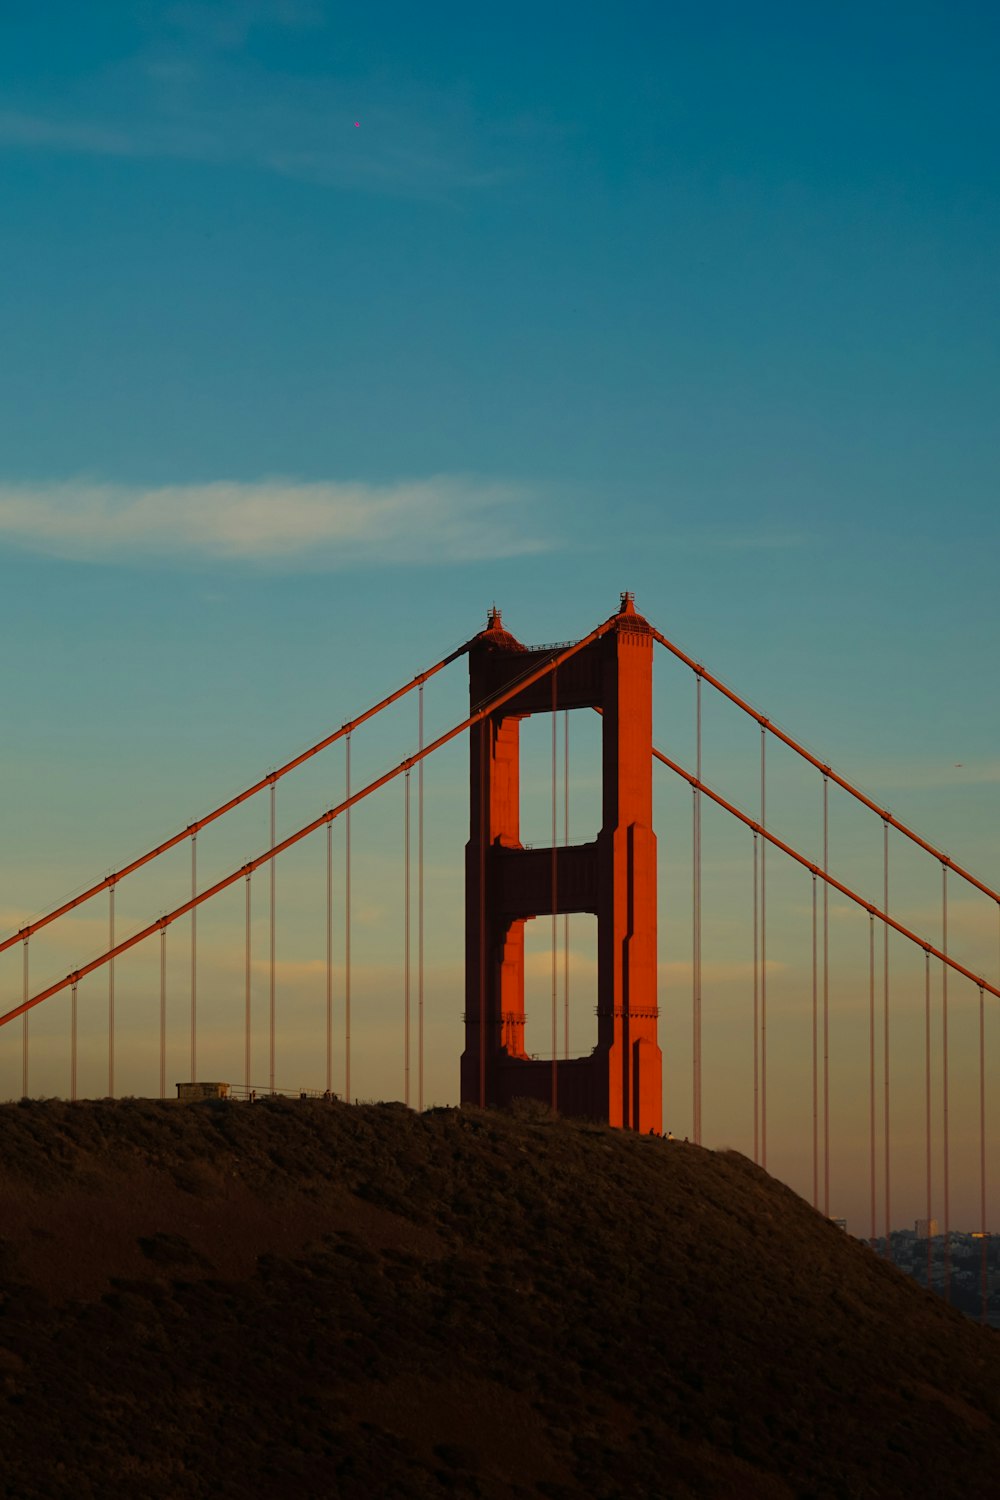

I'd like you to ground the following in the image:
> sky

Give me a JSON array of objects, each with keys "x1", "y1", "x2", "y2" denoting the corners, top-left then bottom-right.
[{"x1": 0, "y1": 1, "x2": 998, "y2": 1231}]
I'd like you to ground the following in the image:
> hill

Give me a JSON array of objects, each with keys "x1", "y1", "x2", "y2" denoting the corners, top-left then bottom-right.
[{"x1": 1, "y1": 1096, "x2": 998, "y2": 1498}]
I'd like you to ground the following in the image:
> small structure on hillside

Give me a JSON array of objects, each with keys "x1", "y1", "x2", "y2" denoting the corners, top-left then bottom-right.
[{"x1": 176, "y1": 1081, "x2": 230, "y2": 1101}]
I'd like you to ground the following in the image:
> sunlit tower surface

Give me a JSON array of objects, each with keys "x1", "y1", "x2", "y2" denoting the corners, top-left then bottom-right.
[{"x1": 461, "y1": 593, "x2": 662, "y2": 1132}]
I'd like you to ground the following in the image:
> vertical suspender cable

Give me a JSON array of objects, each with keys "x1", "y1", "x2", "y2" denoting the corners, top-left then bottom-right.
[
  {"x1": 71, "y1": 979, "x2": 78, "y2": 1102},
  {"x1": 478, "y1": 722, "x2": 487, "y2": 1108},
  {"x1": 925, "y1": 950, "x2": 933, "y2": 1289},
  {"x1": 823, "y1": 775, "x2": 830, "y2": 1218},
  {"x1": 812, "y1": 873, "x2": 818, "y2": 1209},
  {"x1": 418, "y1": 685, "x2": 425, "y2": 1113},
  {"x1": 190, "y1": 833, "x2": 197, "y2": 1084},
  {"x1": 550, "y1": 669, "x2": 558, "y2": 1112},
  {"x1": 345, "y1": 734, "x2": 352, "y2": 1106},
  {"x1": 989, "y1": 900, "x2": 995, "y2": 1314},
  {"x1": 21, "y1": 937, "x2": 28, "y2": 1098},
  {"x1": 245, "y1": 872, "x2": 252, "y2": 1095},
  {"x1": 404, "y1": 770, "x2": 411, "y2": 1107},
  {"x1": 760, "y1": 726, "x2": 767, "y2": 1171},
  {"x1": 752, "y1": 832, "x2": 759, "y2": 1164},
  {"x1": 883, "y1": 822, "x2": 892, "y2": 1258},
  {"x1": 326, "y1": 821, "x2": 333, "y2": 1096},
  {"x1": 995, "y1": 900, "x2": 1000, "y2": 1302},
  {"x1": 269, "y1": 781, "x2": 276, "y2": 1094},
  {"x1": 693, "y1": 675, "x2": 702, "y2": 1145},
  {"x1": 979, "y1": 984, "x2": 987, "y2": 1324},
  {"x1": 159, "y1": 925, "x2": 166, "y2": 1101},
  {"x1": 942, "y1": 863, "x2": 951, "y2": 1301},
  {"x1": 563, "y1": 709, "x2": 569, "y2": 1061},
  {"x1": 868, "y1": 911, "x2": 876, "y2": 1244},
  {"x1": 109, "y1": 882, "x2": 116, "y2": 1098}
]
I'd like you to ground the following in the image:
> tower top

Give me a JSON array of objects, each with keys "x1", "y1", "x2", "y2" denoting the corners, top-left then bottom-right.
[
  {"x1": 476, "y1": 605, "x2": 526, "y2": 653},
  {"x1": 615, "y1": 591, "x2": 651, "y2": 635}
]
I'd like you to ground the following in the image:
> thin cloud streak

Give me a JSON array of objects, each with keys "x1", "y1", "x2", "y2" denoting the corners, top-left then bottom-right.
[
  {"x1": 0, "y1": 477, "x2": 551, "y2": 569},
  {"x1": 0, "y1": 111, "x2": 137, "y2": 156},
  {"x1": 0, "y1": 5, "x2": 544, "y2": 199},
  {"x1": 0, "y1": 99, "x2": 511, "y2": 196}
]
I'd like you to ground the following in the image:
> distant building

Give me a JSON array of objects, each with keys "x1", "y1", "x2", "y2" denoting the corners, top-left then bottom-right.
[
  {"x1": 915, "y1": 1218, "x2": 939, "y2": 1239},
  {"x1": 176, "y1": 1081, "x2": 230, "y2": 1101},
  {"x1": 831, "y1": 1217, "x2": 848, "y2": 1233}
]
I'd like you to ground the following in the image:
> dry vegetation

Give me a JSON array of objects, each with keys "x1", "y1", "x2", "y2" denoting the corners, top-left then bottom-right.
[{"x1": 1, "y1": 1096, "x2": 999, "y2": 1498}]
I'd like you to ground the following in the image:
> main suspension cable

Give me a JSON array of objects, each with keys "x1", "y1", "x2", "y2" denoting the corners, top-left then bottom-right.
[
  {"x1": 646, "y1": 750, "x2": 1000, "y2": 1000},
  {"x1": 651, "y1": 628, "x2": 1000, "y2": 907},
  {"x1": 0, "y1": 621, "x2": 621, "y2": 1033},
  {"x1": 1, "y1": 640, "x2": 475, "y2": 957}
]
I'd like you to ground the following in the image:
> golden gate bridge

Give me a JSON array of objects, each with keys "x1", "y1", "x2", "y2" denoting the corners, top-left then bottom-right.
[{"x1": 2, "y1": 593, "x2": 997, "y2": 1313}]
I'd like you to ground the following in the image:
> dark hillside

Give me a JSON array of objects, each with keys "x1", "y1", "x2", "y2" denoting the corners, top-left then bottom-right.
[{"x1": 1, "y1": 1098, "x2": 998, "y2": 1499}]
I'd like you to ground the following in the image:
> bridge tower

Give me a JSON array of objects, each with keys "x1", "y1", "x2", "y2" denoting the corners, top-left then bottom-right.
[{"x1": 461, "y1": 594, "x2": 661, "y2": 1132}]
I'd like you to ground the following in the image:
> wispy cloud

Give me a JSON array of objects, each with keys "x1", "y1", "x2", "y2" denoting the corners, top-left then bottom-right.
[
  {"x1": 0, "y1": 93, "x2": 505, "y2": 197},
  {"x1": 162, "y1": 1, "x2": 325, "y2": 54},
  {"x1": 0, "y1": 476, "x2": 551, "y2": 568},
  {"x1": 0, "y1": 4, "x2": 542, "y2": 197},
  {"x1": 0, "y1": 111, "x2": 137, "y2": 156}
]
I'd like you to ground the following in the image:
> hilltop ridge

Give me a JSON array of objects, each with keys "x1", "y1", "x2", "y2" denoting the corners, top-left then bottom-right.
[{"x1": 1, "y1": 1096, "x2": 999, "y2": 1498}]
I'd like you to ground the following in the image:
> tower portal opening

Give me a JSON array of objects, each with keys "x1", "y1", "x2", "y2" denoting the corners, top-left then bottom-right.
[
  {"x1": 517, "y1": 708, "x2": 603, "y2": 850},
  {"x1": 521, "y1": 912, "x2": 599, "y2": 1062}
]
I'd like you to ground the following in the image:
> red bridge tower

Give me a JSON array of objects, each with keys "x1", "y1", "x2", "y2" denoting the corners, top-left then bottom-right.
[{"x1": 461, "y1": 594, "x2": 662, "y2": 1132}]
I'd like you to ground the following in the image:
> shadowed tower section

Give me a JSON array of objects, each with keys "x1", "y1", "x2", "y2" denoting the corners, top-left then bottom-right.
[{"x1": 461, "y1": 594, "x2": 662, "y2": 1132}]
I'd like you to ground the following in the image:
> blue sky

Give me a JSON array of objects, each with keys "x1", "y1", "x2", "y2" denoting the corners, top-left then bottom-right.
[{"x1": 0, "y1": 2, "x2": 998, "y2": 1226}]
